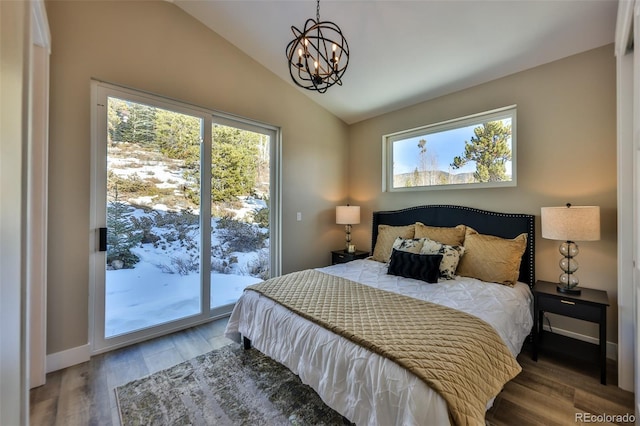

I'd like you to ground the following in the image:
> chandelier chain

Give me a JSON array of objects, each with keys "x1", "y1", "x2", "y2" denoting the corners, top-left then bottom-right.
[{"x1": 316, "y1": 0, "x2": 320, "y2": 22}]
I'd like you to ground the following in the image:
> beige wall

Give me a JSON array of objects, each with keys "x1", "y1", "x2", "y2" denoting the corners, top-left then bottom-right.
[
  {"x1": 348, "y1": 45, "x2": 618, "y2": 344},
  {"x1": 46, "y1": 0, "x2": 349, "y2": 355}
]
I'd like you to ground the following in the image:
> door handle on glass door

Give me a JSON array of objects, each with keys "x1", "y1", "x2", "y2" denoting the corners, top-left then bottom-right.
[{"x1": 99, "y1": 227, "x2": 107, "y2": 252}]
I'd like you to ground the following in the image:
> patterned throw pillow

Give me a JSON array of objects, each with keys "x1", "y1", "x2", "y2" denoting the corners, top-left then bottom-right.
[
  {"x1": 371, "y1": 224, "x2": 415, "y2": 263},
  {"x1": 391, "y1": 237, "x2": 425, "y2": 256},
  {"x1": 387, "y1": 249, "x2": 443, "y2": 284},
  {"x1": 420, "y1": 237, "x2": 465, "y2": 279}
]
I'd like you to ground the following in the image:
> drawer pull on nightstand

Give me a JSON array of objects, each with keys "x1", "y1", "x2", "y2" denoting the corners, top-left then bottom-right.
[{"x1": 560, "y1": 300, "x2": 575, "y2": 305}]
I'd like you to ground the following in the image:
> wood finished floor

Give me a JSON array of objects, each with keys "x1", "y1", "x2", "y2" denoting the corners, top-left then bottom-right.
[{"x1": 30, "y1": 318, "x2": 635, "y2": 426}]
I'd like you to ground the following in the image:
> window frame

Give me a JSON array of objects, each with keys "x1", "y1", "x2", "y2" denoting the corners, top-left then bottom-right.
[{"x1": 382, "y1": 105, "x2": 517, "y2": 192}]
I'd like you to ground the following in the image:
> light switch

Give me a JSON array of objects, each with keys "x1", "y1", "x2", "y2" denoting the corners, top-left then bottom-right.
[{"x1": 296, "y1": 212, "x2": 302, "y2": 221}]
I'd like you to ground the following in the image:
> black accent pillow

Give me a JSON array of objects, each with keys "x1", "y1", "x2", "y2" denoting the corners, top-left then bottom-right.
[{"x1": 387, "y1": 249, "x2": 443, "y2": 284}]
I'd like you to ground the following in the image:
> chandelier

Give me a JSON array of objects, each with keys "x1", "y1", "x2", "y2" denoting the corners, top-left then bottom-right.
[{"x1": 286, "y1": 0, "x2": 350, "y2": 93}]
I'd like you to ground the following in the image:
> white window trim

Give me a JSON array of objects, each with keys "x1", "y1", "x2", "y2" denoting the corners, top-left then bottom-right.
[{"x1": 383, "y1": 105, "x2": 517, "y2": 192}]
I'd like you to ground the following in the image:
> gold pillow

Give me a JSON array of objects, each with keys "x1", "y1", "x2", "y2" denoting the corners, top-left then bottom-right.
[
  {"x1": 371, "y1": 224, "x2": 415, "y2": 262},
  {"x1": 456, "y1": 227, "x2": 527, "y2": 286},
  {"x1": 414, "y1": 223, "x2": 466, "y2": 246}
]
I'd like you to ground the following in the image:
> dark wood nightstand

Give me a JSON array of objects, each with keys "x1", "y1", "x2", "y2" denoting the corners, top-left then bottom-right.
[
  {"x1": 533, "y1": 280, "x2": 609, "y2": 384},
  {"x1": 331, "y1": 249, "x2": 369, "y2": 265}
]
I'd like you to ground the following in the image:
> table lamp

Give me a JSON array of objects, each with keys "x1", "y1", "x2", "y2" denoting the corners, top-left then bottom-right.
[
  {"x1": 541, "y1": 204, "x2": 600, "y2": 295},
  {"x1": 336, "y1": 205, "x2": 360, "y2": 253}
]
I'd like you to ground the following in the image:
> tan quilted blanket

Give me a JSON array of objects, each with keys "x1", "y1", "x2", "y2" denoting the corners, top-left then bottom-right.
[{"x1": 247, "y1": 269, "x2": 521, "y2": 426}]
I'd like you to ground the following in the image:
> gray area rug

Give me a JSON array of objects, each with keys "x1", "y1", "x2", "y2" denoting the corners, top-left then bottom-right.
[{"x1": 116, "y1": 344, "x2": 349, "y2": 426}]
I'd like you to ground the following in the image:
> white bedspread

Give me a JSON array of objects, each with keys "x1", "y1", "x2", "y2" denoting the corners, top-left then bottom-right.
[{"x1": 225, "y1": 259, "x2": 533, "y2": 425}]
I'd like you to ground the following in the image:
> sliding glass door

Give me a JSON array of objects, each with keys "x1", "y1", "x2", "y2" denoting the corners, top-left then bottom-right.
[
  {"x1": 209, "y1": 120, "x2": 273, "y2": 309},
  {"x1": 91, "y1": 82, "x2": 280, "y2": 353}
]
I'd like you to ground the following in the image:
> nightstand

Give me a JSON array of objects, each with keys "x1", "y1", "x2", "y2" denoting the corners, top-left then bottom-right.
[
  {"x1": 331, "y1": 249, "x2": 369, "y2": 265},
  {"x1": 533, "y1": 280, "x2": 609, "y2": 384}
]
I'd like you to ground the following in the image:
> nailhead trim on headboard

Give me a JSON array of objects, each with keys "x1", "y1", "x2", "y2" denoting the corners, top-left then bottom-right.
[{"x1": 371, "y1": 205, "x2": 535, "y2": 288}]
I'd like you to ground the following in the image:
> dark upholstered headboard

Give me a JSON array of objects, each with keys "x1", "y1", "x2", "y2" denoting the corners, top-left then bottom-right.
[{"x1": 371, "y1": 205, "x2": 535, "y2": 287}]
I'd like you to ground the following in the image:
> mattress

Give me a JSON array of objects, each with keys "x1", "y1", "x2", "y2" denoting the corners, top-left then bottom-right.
[{"x1": 225, "y1": 258, "x2": 533, "y2": 425}]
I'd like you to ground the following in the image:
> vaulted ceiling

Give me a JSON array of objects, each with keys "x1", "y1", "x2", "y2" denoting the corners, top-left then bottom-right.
[{"x1": 173, "y1": 0, "x2": 618, "y2": 124}]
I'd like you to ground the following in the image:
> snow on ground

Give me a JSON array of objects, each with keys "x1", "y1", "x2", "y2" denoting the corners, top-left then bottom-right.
[
  {"x1": 105, "y1": 202, "x2": 265, "y2": 338},
  {"x1": 107, "y1": 150, "x2": 187, "y2": 190},
  {"x1": 105, "y1": 144, "x2": 267, "y2": 337},
  {"x1": 232, "y1": 196, "x2": 267, "y2": 221},
  {"x1": 105, "y1": 261, "x2": 260, "y2": 337}
]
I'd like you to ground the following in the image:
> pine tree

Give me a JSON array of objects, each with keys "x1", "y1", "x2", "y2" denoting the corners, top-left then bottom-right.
[
  {"x1": 106, "y1": 186, "x2": 141, "y2": 268},
  {"x1": 450, "y1": 121, "x2": 512, "y2": 182},
  {"x1": 155, "y1": 109, "x2": 201, "y2": 160},
  {"x1": 211, "y1": 125, "x2": 259, "y2": 202},
  {"x1": 112, "y1": 101, "x2": 156, "y2": 146}
]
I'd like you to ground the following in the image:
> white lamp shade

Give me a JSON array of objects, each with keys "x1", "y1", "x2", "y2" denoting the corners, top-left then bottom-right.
[
  {"x1": 336, "y1": 205, "x2": 360, "y2": 225},
  {"x1": 541, "y1": 205, "x2": 600, "y2": 241}
]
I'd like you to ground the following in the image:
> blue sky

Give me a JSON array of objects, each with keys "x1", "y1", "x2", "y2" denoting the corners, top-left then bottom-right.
[{"x1": 392, "y1": 120, "x2": 513, "y2": 177}]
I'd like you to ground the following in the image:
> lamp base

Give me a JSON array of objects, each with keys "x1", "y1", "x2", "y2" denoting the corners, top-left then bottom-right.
[{"x1": 556, "y1": 285, "x2": 581, "y2": 296}]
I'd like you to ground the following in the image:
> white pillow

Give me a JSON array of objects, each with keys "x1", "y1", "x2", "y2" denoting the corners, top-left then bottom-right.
[
  {"x1": 391, "y1": 237, "x2": 425, "y2": 256},
  {"x1": 420, "y1": 237, "x2": 465, "y2": 279}
]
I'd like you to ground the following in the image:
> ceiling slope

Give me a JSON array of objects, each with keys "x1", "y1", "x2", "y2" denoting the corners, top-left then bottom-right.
[{"x1": 174, "y1": 0, "x2": 618, "y2": 124}]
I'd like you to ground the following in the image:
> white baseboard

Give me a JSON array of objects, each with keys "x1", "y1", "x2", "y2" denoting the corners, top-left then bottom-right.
[
  {"x1": 542, "y1": 324, "x2": 617, "y2": 361},
  {"x1": 46, "y1": 343, "x2": 90, "y2": 373}
]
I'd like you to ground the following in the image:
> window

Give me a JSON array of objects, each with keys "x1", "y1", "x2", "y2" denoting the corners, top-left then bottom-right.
[{"x1": 383, "y1": 105, "x2": 516, "y2": 191}]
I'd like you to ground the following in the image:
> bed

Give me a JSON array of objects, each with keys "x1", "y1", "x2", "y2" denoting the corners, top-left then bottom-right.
[{"x1": 225, "y1": 205, "x2": 535, "y2": 425}]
